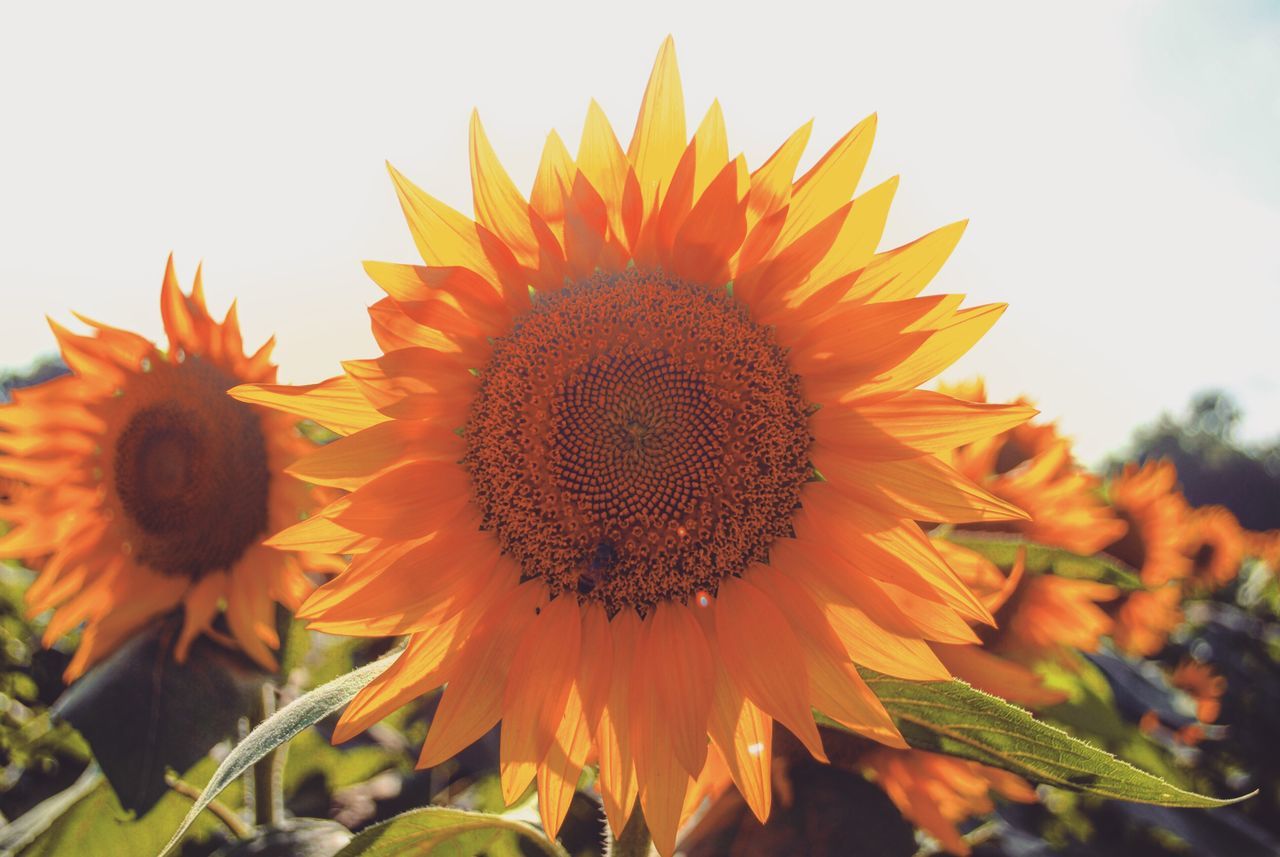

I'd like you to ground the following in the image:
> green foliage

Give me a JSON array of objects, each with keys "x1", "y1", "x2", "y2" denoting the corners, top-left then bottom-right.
[
  {"x1": 850, "y1": 669, "x2": 1247, "y2": 807},
  {"x1": 6, "y1": 757, "x2": 243, "y2": 857},
  {"x1": 0, "y1": 566, "x2": 88, "y2": 822},
  {"x1": 54, "y1": 621, "x2": 267, "y2": 813},
  {"x1": 1113, "y1": 390, "x2": 1280, "y2": 531},
  {"x1": 946, "y1": 532, "x2": 1144, "y2": 590},
  {"x1": 329, "y1": 807, "x2": 570, "y2": 857}
]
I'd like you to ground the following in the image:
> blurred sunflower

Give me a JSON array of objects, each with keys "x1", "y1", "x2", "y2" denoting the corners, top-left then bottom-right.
[
  {"x1": 1244, "y1": 528, "x2": 1280, "y2": 568},
  {"x1": 1102, "y1": 460, "x2": 1191, "y2": 585},
  {"x1": 1171, "y1": 658, "x2": 1227, "y2": 726},
  {"x1": 943, "y1": 379, "x2": 1125, "y2": 556},
  {"x1": 1111, "y1": 584, "x2": 1184, "y2": 658},
  {"x1": 0, "y1": 259, "x2": 333, "y2": 681},
  {"x1": 235, "y1": 38, "x2": 1032, "y2": 852},
  {"x1": 1184, "y1": 505, "x2": 1245, "y2": 591},
  {"x1": 933, "y1": 541, "x2": 1117, "y2": 702},
  {"x1": 863, "y1": 748, "x2": 1036, "y2": 856}
]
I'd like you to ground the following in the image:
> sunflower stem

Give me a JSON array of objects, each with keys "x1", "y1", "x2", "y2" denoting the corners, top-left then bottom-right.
[
  {"x1": 610, "y1": 809, "x2": 653, "y2": 857},
  {"x1": 251, "y1": 682, "x2": 285, "y2": 829}
]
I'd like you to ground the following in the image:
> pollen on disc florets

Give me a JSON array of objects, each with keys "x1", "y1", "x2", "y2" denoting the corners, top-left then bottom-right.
[
  {"x1": 111, "y1": 356, "x2": 270, "y2": 578},
  {"x1": 464, "y1": 269, "x2": 813, "y2": 613}
]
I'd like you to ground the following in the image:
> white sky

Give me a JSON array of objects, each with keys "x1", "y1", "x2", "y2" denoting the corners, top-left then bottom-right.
[{"x1": 1, "y1": 1, "x2": 1277, "y2": 464}]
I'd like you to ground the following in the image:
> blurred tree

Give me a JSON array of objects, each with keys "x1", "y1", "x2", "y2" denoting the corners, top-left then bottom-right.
[
  {"x1": 0, "y1": 356, "x2": 68, "y2": 402},
  {"x1": 1112, "y1": 390, "x2": 1280, "y2": 531}
]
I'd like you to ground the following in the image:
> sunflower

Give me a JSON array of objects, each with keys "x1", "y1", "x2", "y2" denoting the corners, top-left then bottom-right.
[
  {"x1": 1103, "y1": 460, "x2": 1191, "y2": 585},
  {"x1": 1111, "y1": 583, "x2": 1183, "y2": 658},
  {"x1": 1170, "y1": 658, "x2": 1226, "y2": 726},
  {"x1": 1245, "y1": 529, "x2": 1280, "y2": 567},
  {"x1": 235, "y1": 39, "x2": 1033, "y2": 853},
  {"x1": 0, "y1": 258, "x2": 333, "y2": 681},
  {"x1": 933, "y1": 537, "x2": 1117, "y2": 692},
  {"x1": 1183, "y1": 505, "x2": 1245, "y2": 591},
  {"x1": 944, "y1": 379, "x2": 1125, "y2": 556},
  {"x1": 862, "y1": 748, "x2": 1036, "y2": 856}
]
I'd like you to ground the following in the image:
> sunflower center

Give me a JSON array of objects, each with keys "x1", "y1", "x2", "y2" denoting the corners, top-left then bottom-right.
[
  {"x1": 1191, "y1": 543, "x2": 1216, "y2": 577},
  {"x1": 1107, "y1": 509, "x2": 1148, "y2": 572},
  {"x1": 465, "y1": 270, "x2": 812, "y2": 612},
  {"x1": 112, "y1": 358, "x2": 270, "y2": 578}
]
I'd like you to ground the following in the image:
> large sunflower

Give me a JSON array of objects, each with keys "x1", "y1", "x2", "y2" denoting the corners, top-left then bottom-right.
[
  {"x1": 236, "y1": 39, "x2": 1033, "y2": 852},
  {"x1": 944, "y1": 379, "x2": 1125, "y2": 556},
  {"x1": 0, "y1": 259, "x2": 332, "y2": 681}
]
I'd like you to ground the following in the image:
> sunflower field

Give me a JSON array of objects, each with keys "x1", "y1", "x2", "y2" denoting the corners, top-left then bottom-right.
[{"x1": 2, "y1": 27, "x2": 1279, "y2": 857}]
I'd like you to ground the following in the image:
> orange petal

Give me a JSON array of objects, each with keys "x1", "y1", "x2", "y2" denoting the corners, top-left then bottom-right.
[
  {"x1": 536, "y1": 679, "x2": 592, "y2": 840},
  {"x1": 333, "y1": 460, "x2": 471, "y2": 539},
  {"x1": 811, "y1": 390, "x2": 1037, "y2": 459},
  {"x1": 418, "y1": 582, "x2": 543, "y2": 768},
  {"x1": 777, "y1": 114, "x2": 876, "y2": 248},
  {"x1": 707, "y1": 661, "x2": 773, "y2": 822},
  {"x1": 286, "y1": 419, "x2": 465, "y2": 490},
  {"x1": 470, "y1": 111, "x2": 540, "y2": 265},
  {"x1": 691, "y1": 100, "x2": 729, "y2": 201},
  {"x1": 645, "y1": 602, "x2": 715, "y2": 776},
  {"x1": 597, "y1": 610, "x2": 641, "y2": 837},
  {"x1": 632, "y1": 624, "x2": 692, "y2": 857},
  {"x1": 747, "y1": 121, "x2": 812, "y2": 223},
  {"x1": 714, "y1": 576, "x2": 826, "y2": 762},
  {"x1": 848, "y1": 303, "x2": 1007, "y2": 401},
  {"x1": 669, "y1": 159, "x2": 748, "y2": 285},
  {"x1": 230, "y1": 376, "x2": 387, "y2": 436},
  {"x1": 387, "y1": 163, "x2": 504, "y2": 288},
  {"x1": 500, "y1": 594, "x2": 581, "y2": 804},
  {"x1": 852, "y1": 220, "x2": 968, "y2": 302},
  {"x1": 815, "y1": 451, "x2": 1028, "y2": 524},
  {"x1": 627, "y1": 35, "x2": 686, "y2": 199}
]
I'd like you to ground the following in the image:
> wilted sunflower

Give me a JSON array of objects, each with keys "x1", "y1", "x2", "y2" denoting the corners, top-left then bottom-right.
[
  {"x1": 0, "y1": 259, "x2": 333, "y2": 681},
  {"x1": 236, "y1": 39, "x2": 1032, "y2": 852},
  {"x1": 943, "y1": 379, "x2": 1125, "y2": 556},
  {"x1": 1184, "y1": 505, "x2": 1245, "y2": 591},
  {"x1": 1103, "y1": 460, "x2": 1191, "y2": 585}
]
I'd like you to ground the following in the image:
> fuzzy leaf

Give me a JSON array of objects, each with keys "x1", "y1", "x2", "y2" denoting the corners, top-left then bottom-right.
[
  {"x1": 844, "y1": 669, "x2": 1252, "y2": 807},
  {"x1": 330, "y1": 806, "x2": 570, "y2": 857},
  {"x1": 156, "y1": 649, "x2": 400, "y2": 857}
]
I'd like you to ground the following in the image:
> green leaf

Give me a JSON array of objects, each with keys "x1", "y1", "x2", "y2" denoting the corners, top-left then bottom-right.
[
  {"x1": 330, "y1": 806, "x2": 570, "y2": 857},
  {"x1": 6, "y1": 756, "x2": 243, "y2": 857},
  {"x1": 844, "y1": 669, "x2": 1252, "y2": 807},
  {"x1": 53, "y1": 618, "x2": 268, "y2": 813},
  {"x1": 155, "y1": 647, "x2": 401, "y2": 857},
  {"x1": 944, "y1": 532, "x2": 1144, "y2": 591},
  {"x1": 0, "y1": 764, "x2": 103, "y2": 855}
]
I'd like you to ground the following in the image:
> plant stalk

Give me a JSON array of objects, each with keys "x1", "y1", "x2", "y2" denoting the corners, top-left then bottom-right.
[{"x1": 251, "y1": 682, "x2": 285, "y2": 828}]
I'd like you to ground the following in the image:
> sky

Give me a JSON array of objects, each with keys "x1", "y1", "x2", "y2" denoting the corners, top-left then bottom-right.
[{"x1": 0, "y1": 1, "x2": 1277, "y2": 464}]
